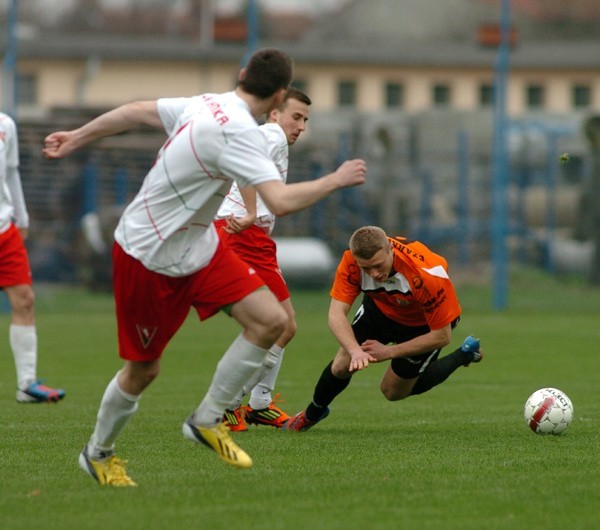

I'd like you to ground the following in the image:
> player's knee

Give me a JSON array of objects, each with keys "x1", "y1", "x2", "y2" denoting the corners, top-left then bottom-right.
[
  {"x1": 265, "y1": 307, "x2": 287, "y2": 342},
  {"x1": 380, "y1": 381, "x2": 408, "y2": 402},
  {"x1": 9, "y1": 285, "x2": 35, "y2": 314},
  {"x1": 331, "y1": 354, "x2": 352, "y2": 378},
  {"x1": 282, "y1": 317, "x2": 297, "y2": 342}
]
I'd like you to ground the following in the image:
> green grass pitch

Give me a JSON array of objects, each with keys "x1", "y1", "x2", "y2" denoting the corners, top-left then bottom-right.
[{"x1": 1, "y1": 267, "x2": 599, "y2": 529}]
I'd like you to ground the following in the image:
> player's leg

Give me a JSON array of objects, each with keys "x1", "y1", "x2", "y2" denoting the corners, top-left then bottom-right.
[
  {"x1": 216, "y1": 234, "x2": 295, "y2": 429},
  {"x1": 79, "y1": 243, "x2": 186, "y2": 486},
  {"x1": 380, "y1": 333, "x2": 482, "y2": 400},
  {"x1": 183, "y1": 243, "x2": 286, "y2": 467},
  {"x1": 282, "y1": 347, "x2": 351, "y2": 431},
  {"x1": 1, "y1": 225, "x2": 65, "y2": 403},
  {"x1": 189, "y1": 287, "x2": 285, "y2": 425},
  {"x1": 409, "y1": 335, "x2": 482, "y2": 396},
  {"x1": 379, "y1": 365, "x2": 419, "y2": 400},
  {"x1": 247, "y1": 296, "x2": 296, "y2": 402},
  {"x1": 244, "y1": 297, "x2": 296, "y2": 427},
  {"x1": 283, "y1": 297, "x2": 383, "y2": 431},
  {"x1": 5, "y1": 284, "x2": 38, "y2": 392}
]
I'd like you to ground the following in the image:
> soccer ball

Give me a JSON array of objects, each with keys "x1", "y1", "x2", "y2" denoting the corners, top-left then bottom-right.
[{"x1": 524, "y1": 387, "x2": 573, "y2": 435}]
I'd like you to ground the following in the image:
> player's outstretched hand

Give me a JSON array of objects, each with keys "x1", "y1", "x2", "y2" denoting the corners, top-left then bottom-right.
[
  {"x1": 43, "y1": 131, "x2": 80, "y2": 159},
  {"x1": 361, "y1": 339, "x2": 392, "y2": 362},
  {"x1": 348, "y1": 348, "x2": 376, "y2": 373},
  {"x1": 334, "y1": 159, "x2": 367, "y2": 188}
]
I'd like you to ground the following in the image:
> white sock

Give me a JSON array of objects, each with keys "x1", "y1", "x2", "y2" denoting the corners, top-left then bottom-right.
[
  {"x1": 10, "y1": 324, "x2": 37, "y2": 390},
  {"x1": 192, "y1": 333, "x2": 268, "y2": 426},
  {"x1": 88, "y1": 373, "x2": 140, "y2": 459},
  {"x1": 249, "y1": 345, "x2": 285, "y2": 410},
  {"x1": 226, "y1": 393, "x2": 244, "y2": 411}
]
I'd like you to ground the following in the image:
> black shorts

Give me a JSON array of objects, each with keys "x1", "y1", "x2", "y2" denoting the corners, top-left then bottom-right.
[{"x1": 351, "y1": 295, "x2": 459, "y2": 379}]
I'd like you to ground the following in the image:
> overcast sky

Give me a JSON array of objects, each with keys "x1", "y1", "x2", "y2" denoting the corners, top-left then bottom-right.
[{"x1": 0, "y1": 0, "x2": 350, "y2": 23}]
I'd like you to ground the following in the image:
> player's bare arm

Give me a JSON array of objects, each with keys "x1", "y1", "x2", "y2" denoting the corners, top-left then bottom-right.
[
  {"x1": 43, "y1": 100, "x2": 161, "y2": 159},
  {"x1": 224, "y1": 185, "x2": 257, "y2": 233},
  {"x1": 328, "y1": 298, "x2": 376, "y2": 373},
  {"x1": 362, "y1": 325, "x2": 452, "y2": 362},
  {"x1": 256, "y1": 159, "x2": 366, "y2": 216}
]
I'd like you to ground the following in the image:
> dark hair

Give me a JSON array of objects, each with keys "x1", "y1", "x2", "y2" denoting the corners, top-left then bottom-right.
[
  {"x1": 280, "y1": 87, "x2": 311, "y2": 108},
  {"x1": 239, "y1": 48, "x2": 293, "y2": 99}
]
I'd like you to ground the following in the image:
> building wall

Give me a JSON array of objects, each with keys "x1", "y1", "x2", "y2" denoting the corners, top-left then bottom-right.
[{"x1": 3, "y1": 57, "x2": 600, "y2": 117}]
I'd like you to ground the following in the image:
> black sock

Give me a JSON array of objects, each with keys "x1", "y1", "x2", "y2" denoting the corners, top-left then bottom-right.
[
  {"x1": 410, "y1": 347, "x2": 470, "y2": 396},
  {"x1": 305, "y1": 361, "x2": 351, "y2": 421}
]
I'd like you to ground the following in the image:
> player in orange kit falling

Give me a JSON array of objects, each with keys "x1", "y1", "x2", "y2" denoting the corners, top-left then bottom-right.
[{"x1": 283, "y1": 225, "x2": 483, "y2": 431}]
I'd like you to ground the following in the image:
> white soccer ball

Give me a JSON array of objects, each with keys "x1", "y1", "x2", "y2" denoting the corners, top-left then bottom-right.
[{"x1": 524, "y1": 387, "x2": 573, "y2": 435}]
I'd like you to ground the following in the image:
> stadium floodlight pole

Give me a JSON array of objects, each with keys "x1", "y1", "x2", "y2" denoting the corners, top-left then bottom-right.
[
  {"x1": 199, "y1": 0, "x2": 215, "y2": 49},
  {"x1": 2, "y1": 0, "x2": 18, "y2": 117},
  {"x1": 491, "y1": 0, "x2": 511, "y2": 310},
  {"x1": 241, "y1": 0, "x2": 259, "y2": 67}
]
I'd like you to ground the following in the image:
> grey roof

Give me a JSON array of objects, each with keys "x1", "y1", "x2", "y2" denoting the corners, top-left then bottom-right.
[{"x1": 4, "y1": 0, "x2": 600, "y2": 70}]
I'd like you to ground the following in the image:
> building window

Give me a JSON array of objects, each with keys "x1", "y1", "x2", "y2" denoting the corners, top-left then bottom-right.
[
  {"x1": 572, "y1": 84, "x2": 591, "y2": 108},
  {"x1": 432, "y1": 84, "x2": 450, "y2": 106},
  {"x1": 338, "y1": 80, "x2": 356, "y2": 107},
  {"x1": 17, "y1": 73, "x2": 38, "y2": 105},
  {"x1": 385, "y1": 82, "x2": 404, "y2": 108},
  {"x1": 526, "y1": 84, "x2": 544, "y2": 109},
  {"x1": 479, "y1": 83, "x2": 494, "y2": 106}
]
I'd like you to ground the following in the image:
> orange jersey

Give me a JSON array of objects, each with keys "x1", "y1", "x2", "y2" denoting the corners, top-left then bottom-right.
[{"x1": 330, "y1": 237, "x2": 461, "y2": 329}]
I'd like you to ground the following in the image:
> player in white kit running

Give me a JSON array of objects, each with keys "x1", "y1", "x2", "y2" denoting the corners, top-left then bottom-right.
[
  {"x1": 0, "y1": 112, "x2": 65, "y2": 404},
  {"x1": 43, "y1": 48, "x2": 367, "y2": 486},
  {"x1": 214, "y1": 87, "x2": 311, "y2": 431}
]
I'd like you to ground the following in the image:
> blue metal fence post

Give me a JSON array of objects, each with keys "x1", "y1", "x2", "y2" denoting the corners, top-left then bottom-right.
[
  {"x1": 242, "y1": 0, "x2": 259, "y2": 66},
  {"x1": 2, "y1": 0, "x2": 18, "y2": 116},
  {"x1": 309, "y1": 159, "x2": 326, "y2": 237},
  {"x1": 114, "y1": 168, "x2": 128, "y2": 206},
  {"x1": 418, "y1": 169, "x2": 433, "y2": 243},
  {"x1": 543, "y1": 132, "x2": 559, "y2": 272},
  {"x1": 457, "y1": 129, "x2": 470, "y2": 266},
  {"x1": 82, "y1": 163, "x2": 99, "y2": 215},
  {"x1": 491, "y1": 0, "x2": 511, "y2": 310}
]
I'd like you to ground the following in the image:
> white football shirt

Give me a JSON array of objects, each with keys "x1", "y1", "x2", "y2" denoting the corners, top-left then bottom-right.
[
  {"x1": 114, "y1": 92, "x2": 282, "y2": 276},
  {"x1": 0, "y1": 113, "x2": 28, "y2": 233},
  {"x1": 215, "y1": 122, "x2": 288, "y2": 234}
]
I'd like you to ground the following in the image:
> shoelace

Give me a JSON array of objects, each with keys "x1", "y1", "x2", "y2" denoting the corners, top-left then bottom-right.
[
  {"x1": 105, "y1": 456, "x2": 136, "y2": 486},
  {"x1": 269, "y1": 392, "x2": 286, "y2": 411}
]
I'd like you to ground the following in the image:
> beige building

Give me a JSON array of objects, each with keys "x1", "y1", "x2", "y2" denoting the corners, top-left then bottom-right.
[{"x1": 3, "y1": 0, "x2": 600, "y2": 118}]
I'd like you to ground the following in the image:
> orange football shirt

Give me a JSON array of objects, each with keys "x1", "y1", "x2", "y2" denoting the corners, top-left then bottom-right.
[{"x1": 330, "y1": 237, "x2": 461, "y2": 329}]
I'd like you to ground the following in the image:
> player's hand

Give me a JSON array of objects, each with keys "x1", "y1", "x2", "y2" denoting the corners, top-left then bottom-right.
[
  {"x1": 43, "y1": 131, "x2": 80, "y2": 159},
  {"x1": 361, "y1": 339, "x2": 392, "y2": 362},
  {"x1": 334, "y1": 159, "x2": 366, "y2": 188},
  {"x1": 348, "y1": 348, "x2": 376, "y2": 373},
  {"x1": 223, "y1": 213, "x2": 256, "y2": 233}
]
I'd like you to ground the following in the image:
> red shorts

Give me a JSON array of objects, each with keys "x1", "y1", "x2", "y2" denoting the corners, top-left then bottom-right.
[
  {"x1": 0, "y1": 224, "x2": 32, "y2": 287},
  {"x1": 214, "y1": 220, "x2": 289, "y2": 302},
  {"x1": 112, "y1": 240, "x2": 266, "y2": 362}
]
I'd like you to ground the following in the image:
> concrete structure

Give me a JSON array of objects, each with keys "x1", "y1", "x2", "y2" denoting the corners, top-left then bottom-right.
[{"x1": 1, "y1": 0, "x2": 600, "y2": 118}]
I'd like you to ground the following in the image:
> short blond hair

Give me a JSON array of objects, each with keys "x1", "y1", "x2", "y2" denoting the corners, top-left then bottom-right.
[{"x1": 349, "y1": 226, "x2": 389, "y2": 259}]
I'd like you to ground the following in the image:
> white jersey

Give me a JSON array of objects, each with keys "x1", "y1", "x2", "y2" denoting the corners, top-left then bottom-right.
[
  {"x1": 0, "y1": 113, "x2": 28, "y2": 233},
  {"x1": 216, "y1": 122, "x2": 288, "y2": 234},
  {"x1": 114, "y1": 91, "x2": 281, "y2": 276}
]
